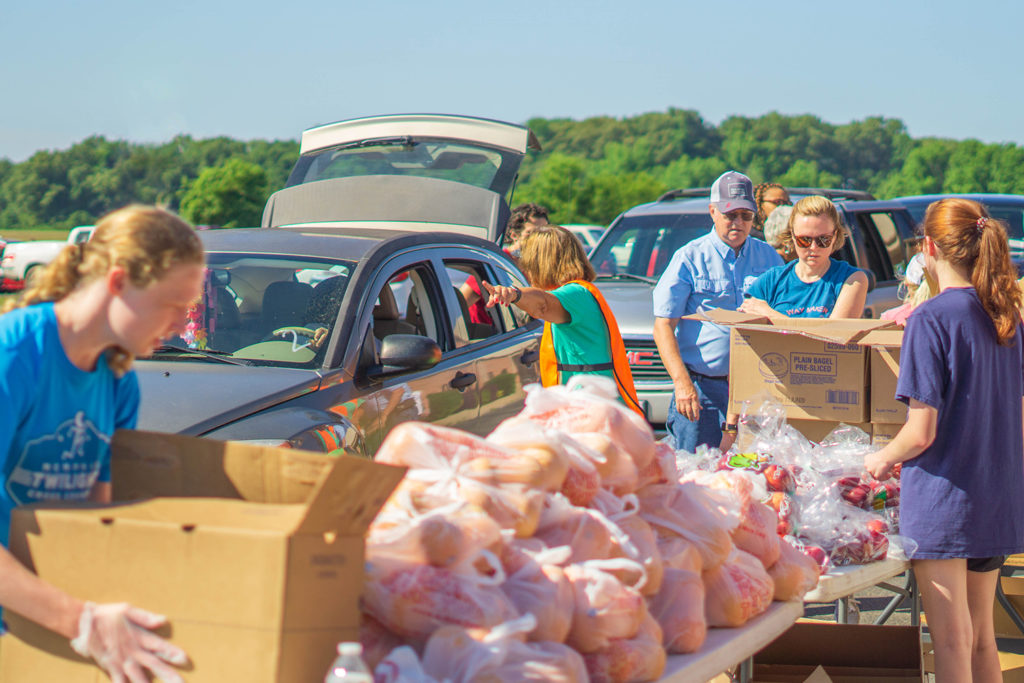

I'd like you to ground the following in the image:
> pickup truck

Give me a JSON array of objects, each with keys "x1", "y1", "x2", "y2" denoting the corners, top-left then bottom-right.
[
  {"x1": 1, "y1": 225, "x2": 94, "y2": 290},
  {"x1": 587, "y1": 190, "x2": 919, "y2": 426}
]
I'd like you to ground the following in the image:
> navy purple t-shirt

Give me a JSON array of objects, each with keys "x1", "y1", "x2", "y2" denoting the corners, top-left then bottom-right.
[{"x1": 896, "y1": 287, "x2": 1024, "y2": 558}]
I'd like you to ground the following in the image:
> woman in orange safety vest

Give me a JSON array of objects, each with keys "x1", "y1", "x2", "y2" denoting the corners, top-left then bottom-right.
[{"x1": 481, "y1": 225, "x2": 643, "y2": 417}]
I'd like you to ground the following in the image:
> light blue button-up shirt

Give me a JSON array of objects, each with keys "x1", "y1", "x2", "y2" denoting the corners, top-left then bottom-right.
[{"x1": 652, "y1": 228, "x2": 783, "y2": 376}]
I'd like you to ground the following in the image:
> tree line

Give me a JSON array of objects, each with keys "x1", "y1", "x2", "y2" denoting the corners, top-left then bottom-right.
[{"x1": 3, "y1": 109, "x2": 1023, "y2": 230}]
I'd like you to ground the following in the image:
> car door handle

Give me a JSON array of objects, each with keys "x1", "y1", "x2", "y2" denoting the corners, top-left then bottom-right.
[
  {"x1": 450, "y1": 371, "x2": 476, "y2": 391},
  {"x1": 519, "y1": 348, "x2": 539, "y2": 365}
]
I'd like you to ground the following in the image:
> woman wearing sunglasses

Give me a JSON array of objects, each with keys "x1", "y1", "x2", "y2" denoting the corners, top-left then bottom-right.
[{"x1": 739, "y1": 195, "x2": 869, "y2": 319}]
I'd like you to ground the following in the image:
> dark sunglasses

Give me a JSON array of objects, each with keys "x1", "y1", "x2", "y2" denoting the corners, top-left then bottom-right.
[{"x1": 793, "y1": 233, "x2": 836, "y2": 249}]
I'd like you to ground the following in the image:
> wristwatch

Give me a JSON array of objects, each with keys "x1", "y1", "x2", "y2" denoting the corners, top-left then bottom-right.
[{"x1": 721, "y1": 422, "x2": 738, "y2": 434}]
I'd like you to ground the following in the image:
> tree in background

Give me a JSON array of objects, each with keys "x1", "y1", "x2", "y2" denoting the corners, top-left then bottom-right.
[{"x1": 180, "y1": 159, "x2": 268, "y2": 228}]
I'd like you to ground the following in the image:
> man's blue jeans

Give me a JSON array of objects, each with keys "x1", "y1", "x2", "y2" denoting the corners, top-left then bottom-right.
[{"x1": 666, "y1": 374, "x2": 729, "y2": 453}]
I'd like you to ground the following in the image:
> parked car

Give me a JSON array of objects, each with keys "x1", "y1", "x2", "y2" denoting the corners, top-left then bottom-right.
[
  {"x1": 1, "y1": 225, "x2": 94, "y2": 290},
  {"x1": 588, "y1": 188, "x2": 918, "y2": 426},
  {"x1": 134, "y1": 114, "x2": 544, "y2": 455},
  {"x1": 894, "y1": 193, "x2": 1024, "y2": 273},
  {"x1": 563, "y1": 224, "x2": 605, "y2": 253}
]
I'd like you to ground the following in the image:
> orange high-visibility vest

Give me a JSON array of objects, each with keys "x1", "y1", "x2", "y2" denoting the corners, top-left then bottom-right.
[{"x1": 539, "y1": 280, "x2": 644, "y2": 417}]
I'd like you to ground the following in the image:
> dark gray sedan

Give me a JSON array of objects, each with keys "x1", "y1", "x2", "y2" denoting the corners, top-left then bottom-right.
[{"x1": 135, "y1": 226, "x2": 541, "y2": 456}]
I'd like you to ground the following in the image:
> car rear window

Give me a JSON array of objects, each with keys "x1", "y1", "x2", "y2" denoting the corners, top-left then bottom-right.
[{"x1": 590, "y1": 213, "x2": 709, "y2": 279}]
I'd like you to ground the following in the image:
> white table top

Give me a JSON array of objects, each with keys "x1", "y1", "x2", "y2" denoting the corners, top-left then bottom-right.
[
  {"x1": 803, "y1": 557, "x2": 911, "y2": 603},
  {"x1": 658, "y1": 600, "x2": 804, "y2": 683}
]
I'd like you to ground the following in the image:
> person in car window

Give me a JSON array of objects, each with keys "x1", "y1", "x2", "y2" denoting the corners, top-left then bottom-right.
[
  {"x1": 740, "y1": 196, "x2": 869, "y2": 320},
  {"x1": 459, "y1": 202, "x2": 550, "y2": 326},
  {"x1": 0, "y1": 205, "x2": 203, "y2": 683},
  {"x1": 481, "y1": 225, "x2": 643, "y2": 414},
  {"x1": 652, "y1": 171, "x2": 783, "y2": 452}
]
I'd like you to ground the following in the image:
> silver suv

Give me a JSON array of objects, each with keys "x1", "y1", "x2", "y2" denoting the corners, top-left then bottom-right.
[{"x1": 589, "y1": 188, "x2": 919, "y2": 426}]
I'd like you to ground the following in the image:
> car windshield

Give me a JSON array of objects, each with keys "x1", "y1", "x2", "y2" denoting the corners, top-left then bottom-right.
[
  {"x1": 286, "y1": 138, "x2": 518, "y2": 194},
  {"x1": 158, "y1": 253, "x2": 356, "y2": 368},
  {"x1": 590, "y1": 212, "x2": 710, "y2": 279}
]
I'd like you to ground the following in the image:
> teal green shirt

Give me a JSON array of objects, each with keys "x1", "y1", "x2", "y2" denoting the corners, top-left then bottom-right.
[{"x1": 549, "y1": 283, "x2": 615, "y2": 385}]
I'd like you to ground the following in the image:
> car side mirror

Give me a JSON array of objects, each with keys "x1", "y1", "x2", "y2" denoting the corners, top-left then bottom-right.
[{"x1": 378, "y1": 334, "x2": 442, "y2": 373}]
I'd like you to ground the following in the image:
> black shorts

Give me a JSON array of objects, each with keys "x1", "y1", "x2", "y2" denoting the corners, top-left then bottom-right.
[{"x1": 967, "y1": 556, "x2": 1007, "y2": 573}]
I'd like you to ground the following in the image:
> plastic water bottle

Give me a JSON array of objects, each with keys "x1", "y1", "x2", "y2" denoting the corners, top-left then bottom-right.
[{"x1": 324, "y1": 642, "x2": 372, "y2": 683}]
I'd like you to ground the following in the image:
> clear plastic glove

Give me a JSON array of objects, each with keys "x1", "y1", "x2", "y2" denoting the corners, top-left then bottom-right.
[{"x1": 69, "y1": 602, "x2": 188, "y2": 683}]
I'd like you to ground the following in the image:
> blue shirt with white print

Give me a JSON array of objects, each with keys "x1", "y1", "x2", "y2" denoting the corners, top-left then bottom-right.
[
  {"x1": 0, "y1": 304, "x2": 139, "y2": 547},
  {"x1": 653, "y1": 228, "x2": 782, "y2": 376}
]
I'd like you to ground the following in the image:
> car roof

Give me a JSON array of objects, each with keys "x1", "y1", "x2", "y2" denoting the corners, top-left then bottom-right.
[
  {"x1": 618, "y1": 196, "x2": 908, "y2": 220},
  {"x1": 199, "y1": 226, "x2": 508, "y2": 263},
  {"x1": 894, "y1": 193, "x2": 1024, "y2": 206}
]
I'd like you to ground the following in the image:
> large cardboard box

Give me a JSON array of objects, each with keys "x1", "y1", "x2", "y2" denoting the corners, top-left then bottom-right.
[
  {"x1": 871, "y1": 422, "x2": 903, "y2": 447},
  {"x1": 752, "y1": 622, "x2": 924, "y2": 682},
  {"x1": 0, "y1": 430, "x2": 406, "y2": 683},
  {"x1": 685, "y1": 310, "x2": 893, "y2": 422},
  {"x1": 862, "y1": 330, "x2": 905, "y2": 424}
]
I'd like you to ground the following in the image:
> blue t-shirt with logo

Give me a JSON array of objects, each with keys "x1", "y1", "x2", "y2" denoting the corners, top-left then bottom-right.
[
  {"x1": 0, "y1": 304, "x2": 139, "y2": 547},
  {"x1": 746, "y1": 259, "x2": 858, "y2": 318}
]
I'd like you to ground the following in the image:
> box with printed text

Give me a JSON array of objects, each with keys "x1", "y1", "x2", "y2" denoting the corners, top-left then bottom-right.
[{"x1": 0, "y1": 430, "x2": 406, "y2": 683}]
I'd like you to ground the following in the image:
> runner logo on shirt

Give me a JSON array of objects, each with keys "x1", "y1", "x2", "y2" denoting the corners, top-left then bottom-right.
[{"x1": 6, "y1": 412, "x2": 108, "y2": 504}]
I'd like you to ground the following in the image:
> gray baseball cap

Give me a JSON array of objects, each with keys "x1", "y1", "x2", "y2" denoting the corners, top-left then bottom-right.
[{"x1": 710, "y1": 171, "x2": 756, "y2": 213}]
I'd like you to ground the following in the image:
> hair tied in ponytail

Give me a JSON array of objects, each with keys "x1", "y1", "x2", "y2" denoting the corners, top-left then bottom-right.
[{"x1": 976, "y1": 217, "x2": 989, "y2": 233}]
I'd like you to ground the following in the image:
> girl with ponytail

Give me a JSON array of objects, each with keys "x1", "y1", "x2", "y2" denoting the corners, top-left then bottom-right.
[
  {"x1": 865, "y1": 198, "x2": 1024, "y2": 682},
  {"x1": 0, "y1": 205, "x2": 203, "y2": 682}
]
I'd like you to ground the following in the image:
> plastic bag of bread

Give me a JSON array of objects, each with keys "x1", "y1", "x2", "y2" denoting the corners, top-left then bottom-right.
[
  {"x1": 731, "y1": 501, "x2": 781, "y2": 568},
  {"x1": 535, "y1": 493, "x2": 624, "y2": 565},
  {"x1": 564, "y1": 560, "x2": 646, "y2": 653},
  {"x1": 638, "y1": 482, "x2": 737, "y2": 571},
  {"x1": 483, "y1": 420, "x2": 573, "y2": 492},
  {"x1": 571, "y1": 432, "x2": 639, "y2": 495},
  {"x1": 768, "y1": 536, "x2": 821, "y2": 601},
  {"x1": 703, "y1": 548, "x2": 775, "y2": 627},
  {"x1": 648, "y1": 567, "x2": 706, "y2": 653},
  {"x1": 363, "y1": 554, "x2": 519, "y2": 644},
  {"x1": 374, "y1": 646, "x2": 440, "y2": 683},
  {"x1": 500, "y1": 545, "x2": 575, "y2": 642},
  {"x1": 360, "y1": 613, "x2": 406, "y2": 672},
  {"x1": 582, "y1": 605, "x2": 667, "y2": 683},
  {"x1": 421, "y1": 615, "x2": 588, "y2": 683},
  {"x1": 512, "y1": 381, "x2": 656, "y2": 471},
  {"x1": 591, "y1": 491, "x2": 662, "y2": 595},
  {"x1": 657, "y1": 535, "x2": 703, "y2": 574},
  {"x1": 636, "y1": 440, "x2": 678, "y2": 488},
  {"x1": 368, "y1": 499, "x2": 503, "y2": 571}
]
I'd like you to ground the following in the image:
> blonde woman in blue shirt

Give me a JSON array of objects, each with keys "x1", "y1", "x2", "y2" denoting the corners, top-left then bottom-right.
[{"x1": 740, "y1": 196, "x2": 869, "y2": 320}]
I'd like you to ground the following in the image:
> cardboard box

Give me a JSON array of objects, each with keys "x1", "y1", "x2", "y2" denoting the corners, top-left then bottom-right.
[
  {"x1": 688, "y1": 310, "x2": 894, "y2": 422},
  {"x1": 0, "y1": 430, "x2": 406, "y2": 683},
  {"x1": 788, "y1": 420, "x2": 873, "y2": 444},
  {"x1": 752, "y1": 622, "x2": 924, "y2": 682},
  {"x1": 862, "y1": 330, "x2": 905, "y2": 424},
  {"x1": 995, "y1": 575, "x2": 1024, "y2": 639},
  {"x1": 871, "y1": 422, "x2": 903, "y2": 447}
]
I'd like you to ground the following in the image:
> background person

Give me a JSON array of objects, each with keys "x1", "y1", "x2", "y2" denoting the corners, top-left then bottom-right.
[
  {"x1": 0, "y1": 205, "x2": 203, "y2": 683},
  {"x1": 753, "y1": 182, "x2": 791, "y2": 238},
  {"x1": 653, "y1": 171, "x2": 782, "y2": 452},
  {"x1": 460, "y1": 202, "x2": 550, "y2": 326},
  {"x1": 762, "y1": 204, "x2": 794, "y2": 261},
  {"x1": 880, "y1": 253, "x2": 934, "y2": 326},
  {"x1": 481, "y1": 225, "x2": 642, "y2": 414},
  {"x1": 740, "y1": 195, "x2": 868, "y2": 319},
  {"x1": 864, "y1": 198, "x2": 1024, "y2": 683}
]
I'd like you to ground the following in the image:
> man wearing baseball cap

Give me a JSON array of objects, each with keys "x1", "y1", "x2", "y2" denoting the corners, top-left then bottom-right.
[{"x1": 653, "y1": 171, "x2": 783, "y2": 452}]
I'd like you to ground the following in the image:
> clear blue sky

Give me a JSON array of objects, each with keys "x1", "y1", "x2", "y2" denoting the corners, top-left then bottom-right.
[{"x1": 2, "y1": 0, "x2": 1022, "y2": 162}]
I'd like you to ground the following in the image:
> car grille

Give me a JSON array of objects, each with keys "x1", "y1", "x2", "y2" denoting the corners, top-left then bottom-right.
[{"x1": 623, "y1": 339, "x2": 670, "y2": 383}]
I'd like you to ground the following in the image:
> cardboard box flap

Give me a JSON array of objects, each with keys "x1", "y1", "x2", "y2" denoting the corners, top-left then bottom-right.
[
  {"x1": 112, "y1": 430, "x2": 334, "y2": 503},
  {"x1": 858, "y1": 329, "x2": 904, "y2": 347},
  {"x1": 16, "y1": 497, "x2": 308, "y2": 533},
  {"x1": 295, "y1": 452, "x2": 406, "y2": 536},
  {"x1": 683, "y1": 309, "x2": 770, "y2": 325}
]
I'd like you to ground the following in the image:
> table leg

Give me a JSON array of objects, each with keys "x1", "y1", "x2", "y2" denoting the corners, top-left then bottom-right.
[{"x1": 738, "y1": 656, "x2": 753, "y2": 683}]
